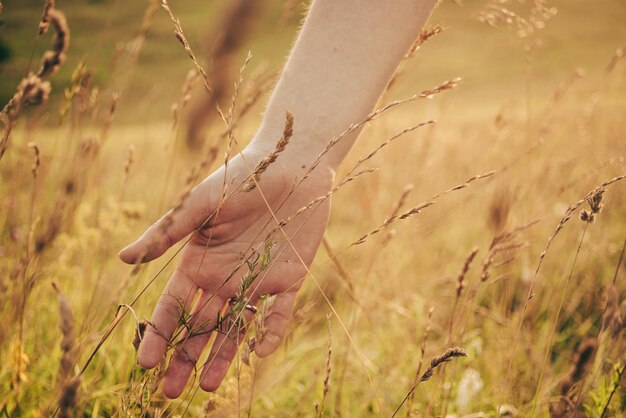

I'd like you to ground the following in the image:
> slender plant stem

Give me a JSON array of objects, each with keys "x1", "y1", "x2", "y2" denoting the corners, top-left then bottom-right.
[
  {"x1": 600, "y1": 363, "x2": 625, "y2": 418},
  {"x1": 531, "y1": 223, "x2": 589, "y2": 416}
]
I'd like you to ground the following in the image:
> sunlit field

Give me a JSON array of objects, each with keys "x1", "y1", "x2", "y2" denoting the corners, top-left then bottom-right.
[{"x1": 1, "y1": 0, "x2": 625, "y2": 416}]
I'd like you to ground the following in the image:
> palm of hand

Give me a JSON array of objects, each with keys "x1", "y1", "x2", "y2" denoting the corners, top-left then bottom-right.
[{"x1": 120, "y1": 150, "x2": 333, "y2": 398}]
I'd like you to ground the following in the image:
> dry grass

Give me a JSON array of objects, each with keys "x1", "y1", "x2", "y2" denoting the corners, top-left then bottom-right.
[{"x1": 0, "y1": 0, "x2": 625, "y2": 417}]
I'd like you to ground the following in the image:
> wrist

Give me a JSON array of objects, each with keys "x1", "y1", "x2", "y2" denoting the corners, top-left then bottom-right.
[
  {"x1": 251, "y1": 114, "x2": 355, "y2": 173},
  {"x1": 246, "y1": 130, "x2": 336, "y2": 189},
  {"x1": 249, "y1": 132, "x2": 334, "y2": 173}
]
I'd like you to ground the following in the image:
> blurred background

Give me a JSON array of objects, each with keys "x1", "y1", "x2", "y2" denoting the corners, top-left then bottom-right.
[
  {"x1": 1, "y1": 0, "x2": 625, "y2": 416},
  {"x1": 2, "y1": 0, "x2": 625, "y2": 128}
]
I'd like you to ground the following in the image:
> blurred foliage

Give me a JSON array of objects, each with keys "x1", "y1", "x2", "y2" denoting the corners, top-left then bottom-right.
[{"x1": 0, "y1": 0, "x2": 625, "y2": 416}]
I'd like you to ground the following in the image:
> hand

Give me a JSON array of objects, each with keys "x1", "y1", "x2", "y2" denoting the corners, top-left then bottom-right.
[{"x1": 119, "y1": 145, "x2": 333, "y2": 398}]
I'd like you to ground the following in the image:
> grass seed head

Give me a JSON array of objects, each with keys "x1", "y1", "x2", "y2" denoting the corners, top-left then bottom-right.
[
  {"x1": 457, "y1": 248, "x2": 479, "y2": 298},
  {"x1": 243, "y1": 111, "x2": 294, "y2": 191},
  {"x1": 558, "y1": 338, "x2": 598, "y2": 396},
  {"x1": 132, "y1": 320, "x2": 148, "y2": 352},
  {"x1": 38, "y1": 0, "x2": 55, "y2": 34},
  {"x1": 419, "y1": 347, "x2": 467, "y2": 383},
  {"x1": 52, "y1": 283, "x2": 80, "y2": 418},
  {"x1": 38, "y1": 9, "x2": 70, "y2": 78}
]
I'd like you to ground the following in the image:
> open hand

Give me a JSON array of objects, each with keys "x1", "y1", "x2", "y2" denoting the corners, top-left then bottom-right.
[{"x1": 119, "y1": 146, "x2": 333, "y2": 398}]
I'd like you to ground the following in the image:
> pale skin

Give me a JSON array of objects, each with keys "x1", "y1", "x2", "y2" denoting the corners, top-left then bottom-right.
[{"x1": 119, "y1": 0, "x2": 438, "y2": 399}]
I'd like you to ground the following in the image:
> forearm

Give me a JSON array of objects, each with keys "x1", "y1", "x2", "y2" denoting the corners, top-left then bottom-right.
[{"x1": 251, "y1": 0, "x2": 438, "y2": 170}]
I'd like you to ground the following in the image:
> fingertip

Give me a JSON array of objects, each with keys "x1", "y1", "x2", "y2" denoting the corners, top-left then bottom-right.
[
  {"x1": 137, "y1": 354, "x2": 160, "y2": 370},
  {"x1": 200, "y1": 360, "x2": 230, "y2": 392},
  {"x1": 119, "y1": 225, "x2": 170, "y2": 264},
  {"x1": 161, "y1": 365, "x2": 190, "y2": 399},
  {"x1": 137, "y1": 341, "x2": 164, "y2": 370},
  {"x1": 200, "y1": 379, "x2": 219, "y2": 393},
  {"x1": 119, "y1": 240, "x2": 161, "y2": 264},
  {"x1": 254, "y1": 334, "x2": 282, "y2": 358},
  {"x1": 199, "y1": 371, "x2": 221, "y2": 393},
  {"x1": 162, "y1": 379, "x2": 185, "y2": 399},
  {"x1": 118, "y1": 244, "x2": 137, "y2": 264}
]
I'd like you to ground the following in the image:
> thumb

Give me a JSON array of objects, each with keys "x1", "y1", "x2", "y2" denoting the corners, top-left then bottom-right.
[{"x1": 119, "y1": 178, "x2": 219, "y2": 264}]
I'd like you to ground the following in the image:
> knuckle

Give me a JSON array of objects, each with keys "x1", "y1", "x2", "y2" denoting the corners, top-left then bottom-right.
[{"x1": 155, "y1": 296, "x2": 181, "y2": 314}]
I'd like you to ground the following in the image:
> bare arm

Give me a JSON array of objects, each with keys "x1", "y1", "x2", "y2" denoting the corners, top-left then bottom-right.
[{"x1": 253, "y1": 0, "x2": 438, "y2": 168}]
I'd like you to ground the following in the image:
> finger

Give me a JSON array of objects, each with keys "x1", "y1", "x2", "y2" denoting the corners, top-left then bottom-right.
[
  {"x1": 137, "y1": 270, "x2": 199, "y2": 369},
  {"x1": 200, "y1": 301, "x2": 256, "y2": 392},
  {"x1": 254, "y1": 292, "x2": 297, "y2": 358},
  {"x1": 119, "y1": 178, "x2": 219, "y2": 264},
  {"x1": 161, "y1": 291, "x2": 225, "y2": 399}
]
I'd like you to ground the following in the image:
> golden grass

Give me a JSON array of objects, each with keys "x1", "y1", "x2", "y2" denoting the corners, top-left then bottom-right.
[{"x1": 0, "y1": 0, "x2": 625, "y2": 417}]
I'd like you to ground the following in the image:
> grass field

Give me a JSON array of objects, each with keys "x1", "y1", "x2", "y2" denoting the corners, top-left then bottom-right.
[{"x1": 1, "y1": 0, "x2": 625, "y2": 416}]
